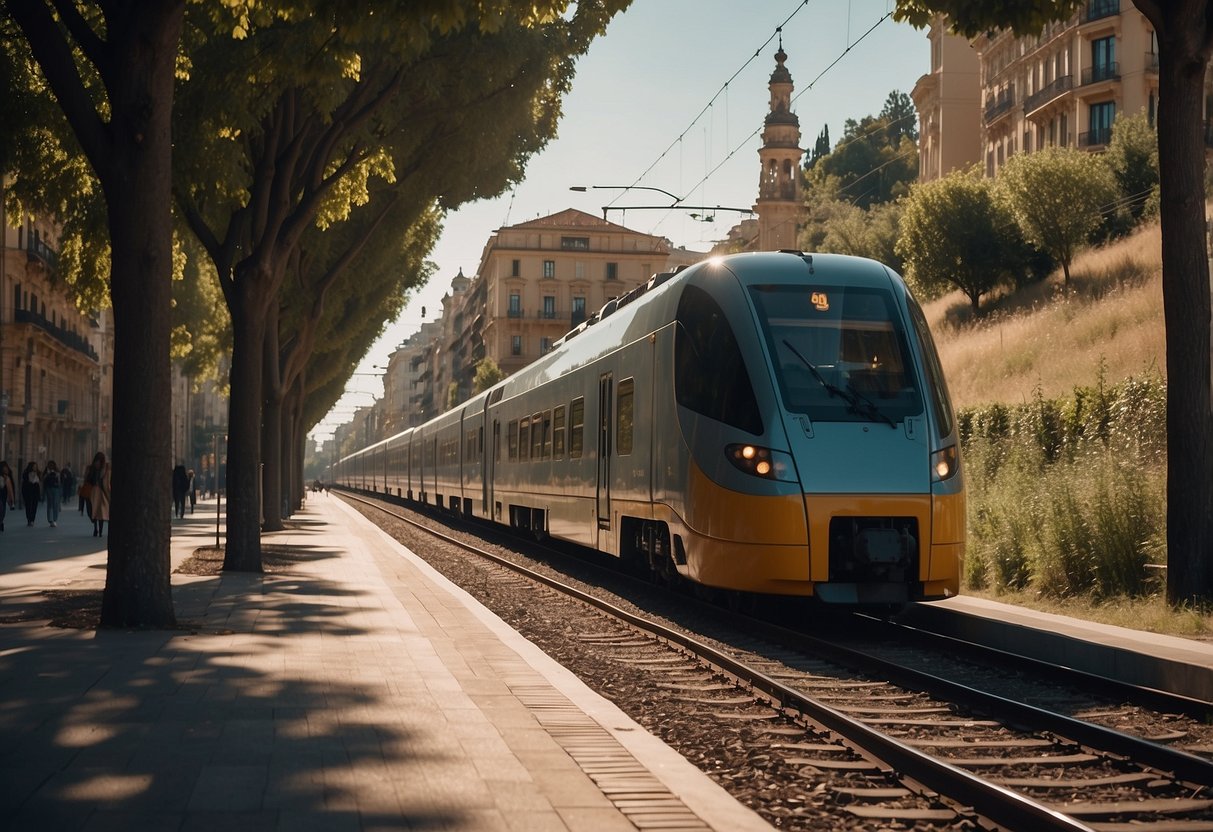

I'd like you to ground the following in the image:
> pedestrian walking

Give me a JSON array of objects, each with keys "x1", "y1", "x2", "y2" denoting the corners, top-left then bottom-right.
[
  {"x1": 187, "y1": 468, "x2": 197, "y2": 514},
  {"x1": 21, "y1": 462, "x2": 41, "y2": 527},
  {"x1": 172, "y1": 464, "x2": 188, "y2": 519},
  {"x1": 0, "y1": 461, "x2": 15, "y2": 532},
  {"x1": 89, "y1": 452, "x2": 110, "y2": 538},
  {"x1": 60, "y1": 463, "x2": 75, "y2": 509},
  {"x1": 42, "y1": 461, "x2": 63, "y2": 527}
]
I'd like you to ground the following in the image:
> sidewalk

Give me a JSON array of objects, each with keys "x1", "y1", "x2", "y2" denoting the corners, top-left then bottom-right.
[{"x1": 0, "y1": 494, "x2": 769, "y2": 831}]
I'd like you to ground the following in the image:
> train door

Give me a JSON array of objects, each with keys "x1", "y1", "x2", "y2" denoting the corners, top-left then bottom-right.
[{"x1": 597, "y1": 373, "x2": 613, "y2": 530}]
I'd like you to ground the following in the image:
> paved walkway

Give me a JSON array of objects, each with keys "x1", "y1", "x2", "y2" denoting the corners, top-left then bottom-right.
[{"x1": 0, "y1": 494, "x2": 770, "y2": 831}]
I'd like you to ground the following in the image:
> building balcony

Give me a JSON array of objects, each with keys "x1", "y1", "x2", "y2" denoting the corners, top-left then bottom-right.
[
  {"x1": 1023, "y1": 75, "x2": 1073, "y2": 115},
  {"x1": 507, "y1": 308, "x2": 524, "y2": 318},
  {"x1": 1083, "y1": 0, "x2": 1119, "y2": 23},
  {"x1": 25, "y1": 235, "x2": 59, "y2": 275},
  {"x1": 983, "y1": 90, "x2": 1016, "y2": 124},
  {"x1": 540, "y1": 309, "x2": 560, "y2": 320},
  {"x1": 1082, "y1": 62, "x2": 1119, "y2": 86},
  {"x1": 13, "y1": 308, "x2": 99, "y2": 361},
  {"x1": 1079, "y1": 126, "x2": 1113, "y2": 147},
  {"x1": 1144, "y1": 52, "x2": 1159, "y2": 74}
]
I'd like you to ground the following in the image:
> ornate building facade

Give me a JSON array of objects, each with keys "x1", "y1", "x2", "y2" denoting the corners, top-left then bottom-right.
[{"x1": 754, "y1": 43, "x2": 804, "y2": 250}]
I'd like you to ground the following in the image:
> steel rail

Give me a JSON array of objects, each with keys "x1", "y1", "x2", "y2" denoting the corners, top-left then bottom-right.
[{"x1": 342, "y1": 491, "x2": 1096, "y2": 832}]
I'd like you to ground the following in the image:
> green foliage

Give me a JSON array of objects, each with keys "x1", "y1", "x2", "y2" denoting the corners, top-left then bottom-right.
[
  {"x1": 960, "y1": 374, "x2": 1167, "y2": 599},
  {"x1": 893, "y1": 0, "x2": 1084, "y2": 38},
  {"x1": 473, "y1": 357, "x2": 505, "y2": 393},
  {"x1": 895, "y1": 166, "x2": 1022, "y2": 312},
  {"x1": 997, "y1": 147, "x2": 1119, "y2": 284},
  {"x1": 805, "y1": 97, "x2": 918, "y2": 210},
  {"x1": 1105, "y1": 110, "x2": 1160, "y2": 223}
]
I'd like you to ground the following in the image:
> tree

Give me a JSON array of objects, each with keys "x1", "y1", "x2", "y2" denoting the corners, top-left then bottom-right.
[
  {"x1": 894, "y1": 0, "x2": 1213, "y2": 607},
  {"x1": 806, "y1": 125, "x2": 830, "y2": 169},
  {"x1": 3, "y1": 0, "x2": 184, "y2": 628},
  {"x1": 880, "y1": 90, "x2": 919, "y2": 145},
  {"x1": 997, "y1": 146, "x2": 1118, "y2": 285},
  {"x1": 895, "y1": 167, "x2": 1021, "y2": 313},
  {"x1": 474, "y1": 357, "x2": 506, "y2": 392},
  {"x1": 174, "y1": 1, "x2": 629, "y2": 571},
  {"x1": 806, "y1": 110, "x2": 918, "y2": 209},
  {"x1": 1105, "y1": 110, "x2": 1160, "y2": 222}
]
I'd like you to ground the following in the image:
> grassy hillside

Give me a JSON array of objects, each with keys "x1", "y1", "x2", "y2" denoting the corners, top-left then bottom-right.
[{"x1": 922, "y1": 221, "x2": 1163, "y2": 408}]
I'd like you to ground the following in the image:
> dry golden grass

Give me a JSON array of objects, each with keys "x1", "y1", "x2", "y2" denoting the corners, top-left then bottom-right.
[
  {"x1": 966, "y1": 588, "x2": 1213, "y2": 641},
  {"x1": 925, "y1": 222, "x2": 1164, "y2": 408}
]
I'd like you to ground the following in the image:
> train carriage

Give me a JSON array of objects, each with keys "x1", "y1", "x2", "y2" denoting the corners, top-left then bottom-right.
[{"x1": 334, "y1": 251, "x2": 964, "y2": 605}]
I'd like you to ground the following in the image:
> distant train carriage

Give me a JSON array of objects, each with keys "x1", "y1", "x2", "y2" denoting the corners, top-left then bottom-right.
[{"x1": 333, "y1": 251, "x2": 964, "y2": 605}]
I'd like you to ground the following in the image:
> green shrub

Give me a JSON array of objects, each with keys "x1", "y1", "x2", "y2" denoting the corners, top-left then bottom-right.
[{"x1": 958, "y1": 373, "x2": 1166, "y2": 599}]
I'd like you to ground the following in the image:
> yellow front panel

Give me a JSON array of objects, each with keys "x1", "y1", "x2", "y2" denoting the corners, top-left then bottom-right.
[
  {"x1": 932, "y1": 490, "x2": 966, "y2": 544},
  {"x1": 685, "y1": 462, "x2": 808, "y2": 545}
]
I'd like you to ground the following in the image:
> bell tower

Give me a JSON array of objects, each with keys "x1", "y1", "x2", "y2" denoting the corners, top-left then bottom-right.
[{"x1": 754, "y1": 38, "x2": 803, "y2": 251}]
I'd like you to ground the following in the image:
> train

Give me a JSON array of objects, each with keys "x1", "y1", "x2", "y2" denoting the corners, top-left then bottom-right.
[{"x1": 331, "y1": 250, "x2": 964, "y2": 605}]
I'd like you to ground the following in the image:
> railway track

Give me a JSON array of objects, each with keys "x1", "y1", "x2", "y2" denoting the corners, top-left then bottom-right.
[{"x1": 342, "y1": 490, "x2": 1213, "y2": 831}]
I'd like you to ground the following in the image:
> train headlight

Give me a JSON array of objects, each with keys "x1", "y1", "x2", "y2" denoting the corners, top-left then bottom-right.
[
  {"x1": 931, "y1": 445, "x2": 959, "y2": 482},
  {"x1": 725, "y1": 444, "x2": 797, "y2": 482}
]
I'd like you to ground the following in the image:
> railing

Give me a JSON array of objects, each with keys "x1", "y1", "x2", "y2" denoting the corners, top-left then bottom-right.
[
  {"x1": 1144, "y1": 52, "x2": 1159, "y2": 73},
  {"x1": 983, "y1": 88, "x2": 1016, "y2": 124},
  {"x1": 1023, "y1": 75, "x2": 1073, "y2": 113},
  {"x1": 1084, "y1": 0, "x2": 1119, "y2": 22},
  {"x1": 1082, "y1": 62, "x2": 1119, "y2": 85},
  {"x1": 13, "y1": 308, "x2": 99, "y2": 361},
  {"x1": 25, "y1": 235, "x2": 59, "y2": 274},
  {"x1": 540, "y1": 309, "x2": 559, "y2": 320},
  {"x1": 1079, "y1": 127, "x2": 1113, "y2": 147},
  {"x1": 507, "y1": 308, "x2": 523, "y2": 318}
]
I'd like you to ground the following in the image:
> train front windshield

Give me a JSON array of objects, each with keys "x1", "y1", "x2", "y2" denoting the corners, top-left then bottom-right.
[{"x1": 750, "y1": 284, "x2": 924, "y2": 424}]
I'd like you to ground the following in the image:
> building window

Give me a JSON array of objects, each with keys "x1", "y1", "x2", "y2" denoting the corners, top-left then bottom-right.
[
  {"x1": 512, "y1": 335, "x2": 522, "y2": 356},
  {"x1": 575, "y1": 261, "x2": 585, "y2": 279},
  {"x1": 605, "y1": 262, "x2": 618, "y2": 280},
  {"x1": 561, "y1": 236, "x2": 589, "y2": 250},
  {"x1": 572, "y1": 296, "x2": 586, "y2": 326},
  {"x1": 542, "y1": 259, "x2": 556, "y2": 278},
  {"x1": 1088, "y1": 36, "x2": 1116, "y2": 84},
  {"x1": 540, "y1": 337, "x2": 552, "y2": 354},
  {"x1": 1087, "y1": 101, "x2": 1115, "y2": 146},
  {"x1": 542, "y1": 295, "x2": 556, "y2": 319},
  {"x1": 511, "y1": 259, "x2": 520, "y2": 277},
  {"x1": 508, "y1": 292, "x2": 521, "y2": 317}
]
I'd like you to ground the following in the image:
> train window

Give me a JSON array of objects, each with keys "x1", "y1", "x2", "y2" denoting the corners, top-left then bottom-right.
[
  {"x1": 531, "y1": 411, "x2": 543, "y2": 459},
  {"x1": 519, "y1": 417, "x2": 530, "y2": 461},
  {"x1": 569, "y1": 398, "x2": 585, "y2": 458},
  {"x1": 617, "y1": 378, "x2": 635, "y2": 455},
  {"x1": 542, "y1": 410, "x2": 553, "y2": 459},
  {"x1": 553, "y1": 405, "x2": 566, "y2": 458},
  {"x1": 751, "y1": 284, "x2": 924, "y2": 424},
  {"x1": 675, "y1": 285, "x2": 764, "y2": 435},
  {"x1": 906, "y1": 295, "x2": 955, "y2": 439},
  {"x1": 508, "y1": 420, "x2": 518, "y2": 461}
]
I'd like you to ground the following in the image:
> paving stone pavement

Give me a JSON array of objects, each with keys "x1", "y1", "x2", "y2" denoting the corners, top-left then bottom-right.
[{"x1": 0, "y1": 493, "x2": 771, "y2": 831}]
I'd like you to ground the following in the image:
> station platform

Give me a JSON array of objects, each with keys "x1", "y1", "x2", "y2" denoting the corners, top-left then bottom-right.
[{"x1": 0, "y1": 495, "x2": 768, "y2": 831}]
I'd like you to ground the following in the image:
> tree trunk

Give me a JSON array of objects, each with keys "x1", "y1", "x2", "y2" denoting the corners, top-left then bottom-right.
[
  {"x1": 261, "y1": 303, "x2": 284, "y2": 532},
  {"x1": 223, "y1": 278, "x2": 268, "y2": 572},
  {"x1": 1154, "y1": 20, "x2": 1213, "y2": 606},
  {"x1": 97, "y1": 3, "x2": 182, "y2": 628}
]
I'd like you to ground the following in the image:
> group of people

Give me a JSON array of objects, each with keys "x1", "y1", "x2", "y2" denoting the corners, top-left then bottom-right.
[{"x1": 0, "y1": 452, "x2": 111, "y2": 536}]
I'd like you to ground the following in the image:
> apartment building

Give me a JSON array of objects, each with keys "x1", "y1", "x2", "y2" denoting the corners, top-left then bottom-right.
[
  {"x1": 912, "y1": 2, "x2": 1187, "y2": 182},
  {"x1": 458, "y1": 209, "x2": 677, "y2": 381},
  {"x1": 911, "y1": 19, "x2": 982, "y2": 181},
  {"x1": 0, "y1": 203, "x2": 103, "y2": 473}
]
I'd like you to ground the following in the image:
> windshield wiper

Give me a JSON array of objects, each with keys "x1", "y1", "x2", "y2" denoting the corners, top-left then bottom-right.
[{"x1": 782, "y1": 339, "x2": 896, "y2": 429}]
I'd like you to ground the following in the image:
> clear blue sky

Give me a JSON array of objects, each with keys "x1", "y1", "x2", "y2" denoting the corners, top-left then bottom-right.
[{"x1": 315, "y1": 0, "x2": 927, "y2": 440}]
